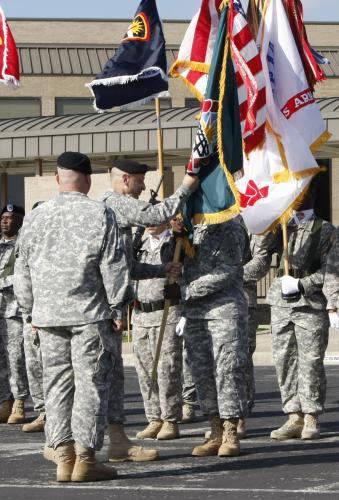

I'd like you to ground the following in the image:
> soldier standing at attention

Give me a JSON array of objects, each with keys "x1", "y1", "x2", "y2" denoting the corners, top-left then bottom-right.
[
  {"x1": 133, "y1": 222, "x2": 183, "y2": 441},
  {"x1": 101, "y1": 159, "x2": 198, "y2": 463},
  {"x1": 181, "y1": 219, "x2": 248, "y2": 458},
  {"x1": 323, "y1": 228, "x2": 339, "y2": 330},
  {"x1": 14, "y1": 152, "x2": 131, "y2": 483},
  {"x1": 266, "y1": 179, "x2": 335, "y2": 440},
  {"x1": 0, "y1": 204, "x2": 29, "y2": 425}
]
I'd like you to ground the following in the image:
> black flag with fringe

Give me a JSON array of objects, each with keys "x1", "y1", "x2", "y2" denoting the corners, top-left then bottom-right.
[{"x1": 87, "y1": 0, "x2": 168, "y2": 110}]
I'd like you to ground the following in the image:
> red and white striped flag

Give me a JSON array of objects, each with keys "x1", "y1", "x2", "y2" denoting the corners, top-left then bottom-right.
[
  {"x1": 169, "y1": 0, "x2": 222, "y2": 101},
  {"x1": 0, "y1": 6, "x2": 20, "y2": 87},
  {"x1": 229, "y1": 0, "x2": 266, "y2": 153}
]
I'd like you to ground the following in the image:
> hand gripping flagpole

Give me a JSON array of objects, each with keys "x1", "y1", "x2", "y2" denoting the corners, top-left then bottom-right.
[{"x1": 148, "y1": 236, "x2": 183, "y2": 400}]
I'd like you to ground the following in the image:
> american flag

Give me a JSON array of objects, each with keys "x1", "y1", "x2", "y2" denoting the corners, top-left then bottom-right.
[
  {"x1": 169, "y1": 0, "x2": 222, "y2": 101},
  {"x1": 228, "y1": 0, "x2": 266, "y2": 154}
]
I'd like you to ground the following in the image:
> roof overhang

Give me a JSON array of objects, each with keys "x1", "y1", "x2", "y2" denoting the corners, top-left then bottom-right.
[{"x1": 0, "y1": 102, "x2": 338, "y2": 174}]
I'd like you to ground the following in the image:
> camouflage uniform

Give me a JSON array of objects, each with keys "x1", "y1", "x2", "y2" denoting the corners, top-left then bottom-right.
[
  {"x1": 101, "y1": 186, "x2": 191, "y2": 425},
  {"x1": 14, "y1": 192, "x2": 130, "y2": 450},
  {"x1": 243, "y1": 233, "x2": 274, "y2": 410},
  {"x1": 23, "y1": 322, "x2": 44, "y2": 414},
  {"x1": 182, "y1": 341, "x2": 197, "y2": 406},
  {"x1": 323, "y1": 227, "x2": 339, "y2": 310},
  {"x1": 132, "y1": 231, "x2": 183, "y2": 423},
  {"x1": 182, "y1": 220, "x2": 248, "y2": 419},
  {"x1": 0, "y1": 237, "x2": 29, "y2": 402},
  {"x1": 266, "y1": 216, "x2": 335, "y2": 415}
]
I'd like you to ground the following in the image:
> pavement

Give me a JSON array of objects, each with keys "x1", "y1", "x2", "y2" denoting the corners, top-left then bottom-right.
[{"x1": 2, "y1": 362, "x2": 339, "y2": 499}]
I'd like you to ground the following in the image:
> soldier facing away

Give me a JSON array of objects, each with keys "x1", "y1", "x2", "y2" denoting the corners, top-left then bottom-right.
[{"x1": 14, "y1": 152, "x2": 131, "y2": 483}]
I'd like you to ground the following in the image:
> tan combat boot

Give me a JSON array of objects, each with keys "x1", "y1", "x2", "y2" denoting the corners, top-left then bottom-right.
[
  {"x1": 157, "y1": 422, "x2": 180, "y2": 440},
  {"x1": 22, "y1": 412, "x2": 45, "y2": 433},
  {"x1": 108, "y1": 423, "x2": 159, "y2": 462},
  {"x1": 0, "y1": 399, "x2": 13, "y2": 423},
  {"x1": 43, "y1": 445, "x2": 57, "y2": 463},
  {"x1": 136, "y1": 420, "x2": 163, "y2": 439},
  {"x1": 270, "y1": 412, "x2": 304, "y2": 440},
  {"x1": 301, "y1": 414, "x2": 320, "y2": 440},
  {"x1": 71, "y1": 444, "x2": 117, "y2": 482},
  {"x1": 181, "y1": 403, "x2": 196, "y2": 424},
  {"x1": 55, "y1": 442, "x2": 76, "y2": 482},
  {"x1": 192, "y1": 415, "x2": 223, "y2": 457},
  {"x1": 237, "y1": 418, "x2": 247, "y2": 439},
  {"x1": 7, "y1": 399, "x2": 25, "y2": 424},
  {"x1": 218, "y1": 419, "x2": 240, "y2": 457}
]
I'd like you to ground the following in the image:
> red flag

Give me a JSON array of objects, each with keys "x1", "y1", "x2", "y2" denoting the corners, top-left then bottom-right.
[{"x1": 0, "y1": 7, "x2": 20, "y2": 87}]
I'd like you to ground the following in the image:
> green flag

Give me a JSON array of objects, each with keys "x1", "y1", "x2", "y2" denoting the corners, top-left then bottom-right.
[{"x1": 184, "y1": 4, "x2": 242, "y2": 227}]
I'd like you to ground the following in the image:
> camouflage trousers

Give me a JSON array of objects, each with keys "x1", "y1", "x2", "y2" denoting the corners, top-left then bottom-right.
[
  {"x1": 183, "y1": 316, "x2": 248, "y2": 419},
  {"x1": 133, "y1": 323, "x2": 183, "y2": 422},
  {"x1": 39, "y1": 320, "x2": 118, "y2": 450},
  {"x1": 182, "y1": 340, "x2": 197, "y2": 406},
  {"x1": 23, "y1": 323, "x2": 45, "y2": 413},
  {"x1": 245, "y1": 307, "x2": 259, "y2": 411},
  {"x1": 0, "y1": 317, "x2": 29, "y2": 400},
  {"x1": 271, "y1": 306, "x2": 329, "y2": 415},
  {"x1": 107, "y1": 334, "x2": 125, "y2": 424}
]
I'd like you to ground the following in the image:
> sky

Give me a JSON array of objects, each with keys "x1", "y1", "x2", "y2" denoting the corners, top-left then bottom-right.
[{"x1": 1, "y1": 0, "x2": 339, "y2": 21}]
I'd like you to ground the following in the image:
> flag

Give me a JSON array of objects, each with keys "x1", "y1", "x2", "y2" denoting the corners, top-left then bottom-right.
[
  {"x1": 0, "y1": 7, "x2": 20, "y2": 87},
  {"x1": 229, "y1": 0, "x2": 266, "y2": 153},
  {"x1": 86, "y1": 0, "x2": 168, "y2": 110},
  {"x1": 235, "y1": 0, "x2": 325, "y2": 235},
  {"x1": 283, "y1": 0, "x2": 326, "y2": 91},
  {"x1": 183, "y1": 3, "x2": 243, "y2": 227},
  {"x1": 262, "y1": 0, "x2": 330, "y2": 152},
  {"x1": 169, "y1": 0, "x2": 222, "y2": 101}
]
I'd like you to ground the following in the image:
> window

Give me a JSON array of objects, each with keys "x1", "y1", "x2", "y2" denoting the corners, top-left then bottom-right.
[
  {"x1": 55, "y1": 98, "x2": 95, "y2": 116},
  {"x1": 0, "y1": 98, "x2": 41, "y2": 119}
]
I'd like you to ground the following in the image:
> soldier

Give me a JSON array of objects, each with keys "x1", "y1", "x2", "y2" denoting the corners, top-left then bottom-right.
[
  {"x1": 14, "y1": 152, "x2": 131, "y2": 482},
  {"x1": 21, "y1": 202, "x2": 46, "y2": 433},
  {"x1": 323, "y1": 228, "x2": 339, "y2": 329},
  {"x1": 240, "y1": 231, "x2": 275, "y2": 437},
  {"x1": 101, "y1": 159, "x2": 198, "y2": 462},
  {"x1": 0, "y1": 204, "x2": 29, "y2": 424},
  {"x1": 180, "y1": 219, "x2": 248, "y2": 457},
  {"x1": 133, "y1": 223, "x2": 183, "y2": 440},
  {"x1": 181, "y1": 341, "x2": 198, "y2": 423},
  {"x1": 266, "y1": 180, "x2": 335, "y2": 440}
]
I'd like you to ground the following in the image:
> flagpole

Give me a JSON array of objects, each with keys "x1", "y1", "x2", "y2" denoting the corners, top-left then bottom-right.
[
  {"x1": 282, "y1": 222, "x2": 290, "y2": 275},
  {"x1": 148, "y1": 236, "x2": 183, "y2": 400},
  {"x1": 155, "y1": 97, "x2": 165, "y2": 200}
]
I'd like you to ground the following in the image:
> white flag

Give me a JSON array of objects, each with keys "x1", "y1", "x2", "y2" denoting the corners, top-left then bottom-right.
[{"x1": 236, "y1": 0, "x2": 325, "y2": 235}]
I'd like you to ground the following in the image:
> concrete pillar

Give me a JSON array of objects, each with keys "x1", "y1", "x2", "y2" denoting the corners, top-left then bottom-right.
[
  {"x1": 35, "y1": 158, "x2": 43, "y2": 177},
  {"x1": 0, "y1": 172, "x2": 8, "y2": 206}
]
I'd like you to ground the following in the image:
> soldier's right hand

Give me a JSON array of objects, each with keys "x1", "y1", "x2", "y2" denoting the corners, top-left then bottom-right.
[
  {"x1": 182, "y1": 174, "x2": 200, "y2": 193},
  {"x1": 165, "y1": 262, "x2": 182, "y2": 280},
  {"x1": 112, "y1": 319, "x2": 126, "y2": 334}
]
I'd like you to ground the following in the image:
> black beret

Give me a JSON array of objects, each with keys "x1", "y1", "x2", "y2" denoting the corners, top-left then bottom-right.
[
  {"x1": 57, "y1": 151, "x2": 92, "y2": 175},
  {"x1": 112, "y1": 159, "x2": 148, "y2": 175},
  {"x1": 1, "y1": 204, "x2": 25, "y2": 216}
]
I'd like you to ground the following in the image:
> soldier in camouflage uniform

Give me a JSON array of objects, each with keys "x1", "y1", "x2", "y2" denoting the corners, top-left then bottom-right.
[
  {"x1": 0, "y1": 204, "x2": 29, "y2": 425},
  {"x1": 14, "y1": 152, "x2": 131, "y2": 483},
  {"x1": 101, "y1": 159, "x2": 198, "y2": 462},
  {"x1": 181, "y1": 219, "x2": 248, "y2": 457},
  {"x1": 240, "y1": 231, "x2": 275, "y2": 437},
  {"x1": 266, "y1": 183, "x2": 335, "y2": 440},
  {"x1": 133, "y1": 224, "x2": 183, "y2": 440},
  {"x1": 323, "y1": 228, "x2": 339, "y2": 329}
]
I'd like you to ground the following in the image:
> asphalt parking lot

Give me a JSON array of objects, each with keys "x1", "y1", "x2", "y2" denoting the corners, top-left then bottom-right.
[{"x1": 1, "y1": 365, "x2": 339, "y2": 500}]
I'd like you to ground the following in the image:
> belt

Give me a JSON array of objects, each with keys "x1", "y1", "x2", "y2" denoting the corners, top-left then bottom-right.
[
  {"x1": 134, "y1": 299, "x2": 179, "y2": 313},
  {"x1": 277, "y1": 269, "x2": 309, "y2": 278}
]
